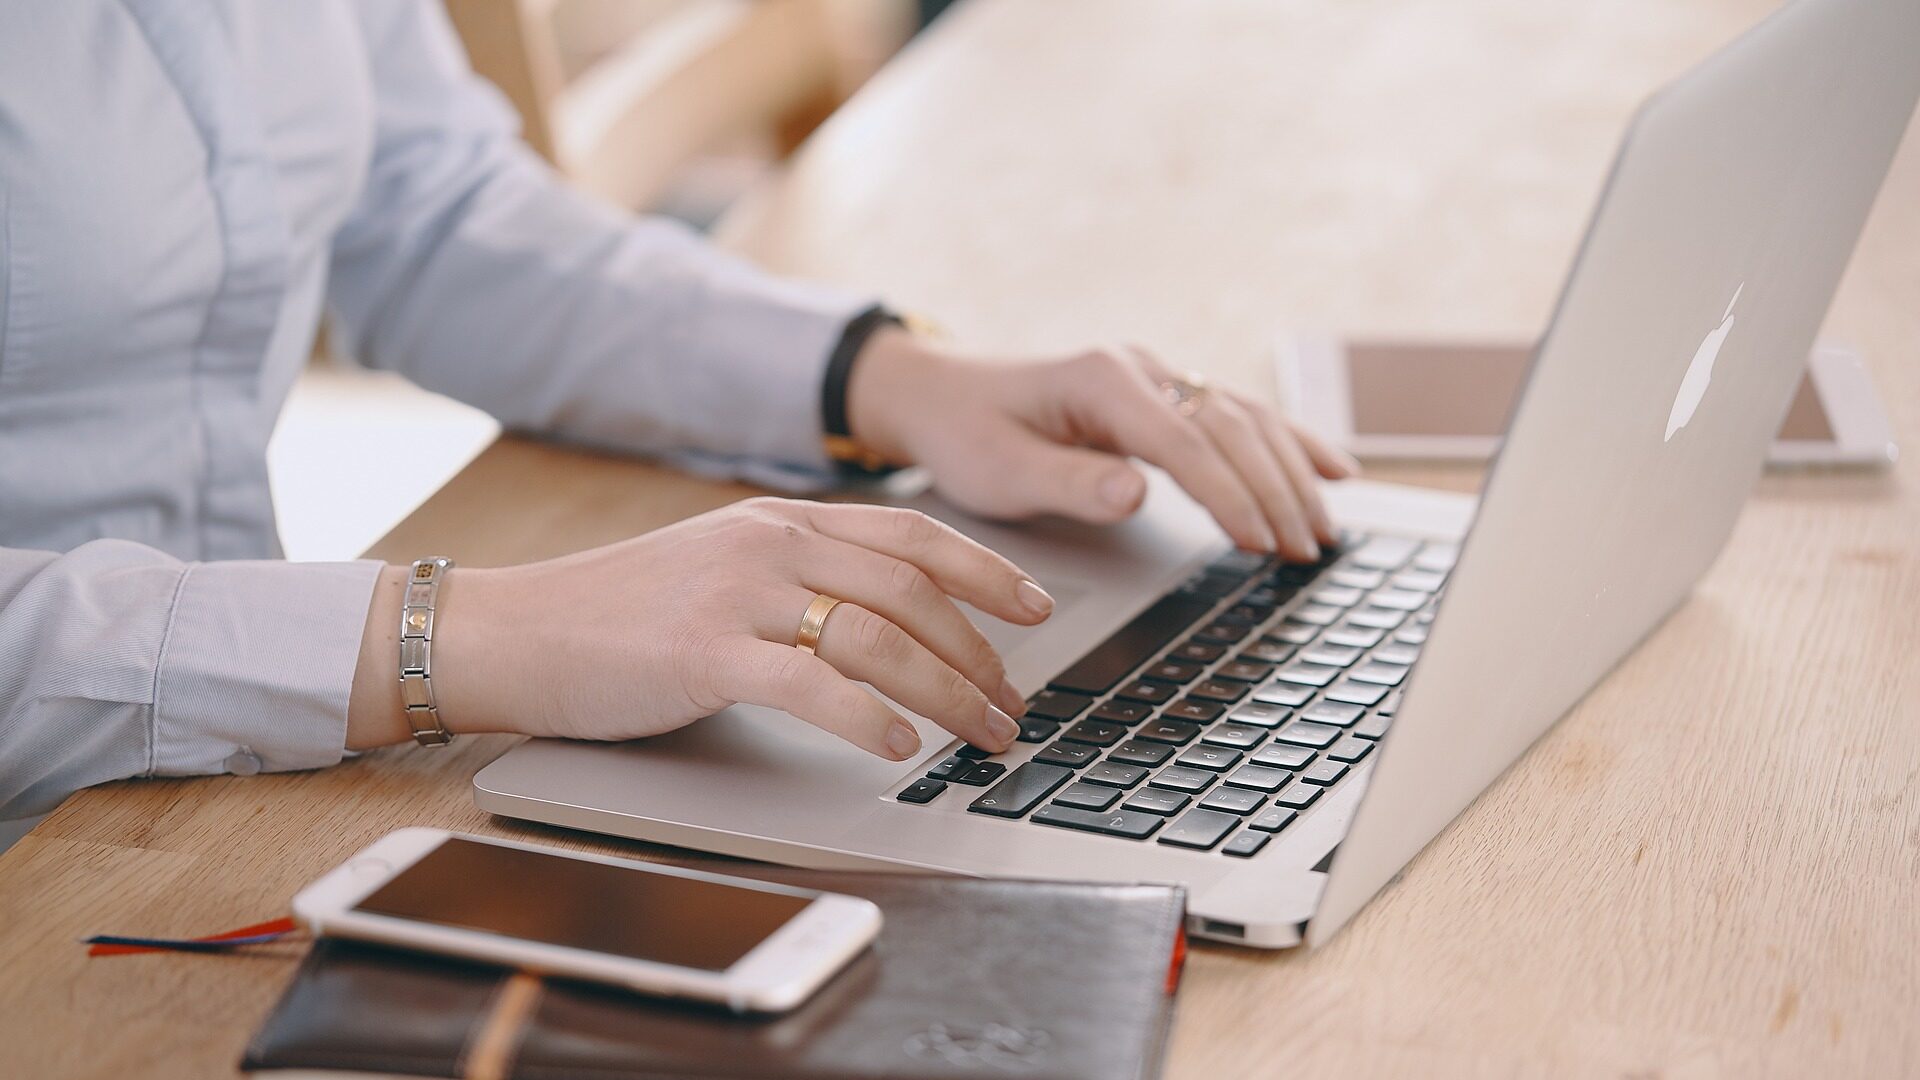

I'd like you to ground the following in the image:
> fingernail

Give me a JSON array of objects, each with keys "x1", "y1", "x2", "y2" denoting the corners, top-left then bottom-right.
[
  {"x1": 985, "y1": 705, "x2": 1019, "y2": 745},
  {"x1": 1016, "y1": 578, "x2": 1055, "y2": 618},
  {"x1": 1337, "y1": 450, "x2": 1362, "y2": 477},
  {"x1": 1251, "y1": 520, "x2": 1279, "y2": 553},
  {"x1": 885, "y1": 721, "x2": 921, "y2": 760},
  {"x1": 1101, "y1": 469, "x2": 1144, "y2": 512},
  {"x1": 997, "y1": 677, "x2": 1027, "y2": 716}
]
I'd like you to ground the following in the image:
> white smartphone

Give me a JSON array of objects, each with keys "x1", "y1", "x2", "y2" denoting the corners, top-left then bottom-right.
[
  {"x1": 291, "y1": 828, "x2": 882, "y2": 1013},
  {"x1": 1280, "y1": 335, "x2": 1898, "y2": 467}
]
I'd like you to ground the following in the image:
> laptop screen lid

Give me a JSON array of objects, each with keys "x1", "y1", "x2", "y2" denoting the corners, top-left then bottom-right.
[{"x1": 1307, "y1": 0, "x2": 1920, "y2": 945}]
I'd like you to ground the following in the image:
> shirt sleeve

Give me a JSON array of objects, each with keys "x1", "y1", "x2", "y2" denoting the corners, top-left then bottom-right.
[
  {"x1": 326, "y1": 0, "x2": 873, "y2": 480},
  {"x1": 0, "y1": 541, "x2": 381, "y2": 821}
]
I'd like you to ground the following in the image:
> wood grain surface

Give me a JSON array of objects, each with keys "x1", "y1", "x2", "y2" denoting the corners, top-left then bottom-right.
[{"x1": 3, "y1": 1, "x2": 1917, "y2": 1076}]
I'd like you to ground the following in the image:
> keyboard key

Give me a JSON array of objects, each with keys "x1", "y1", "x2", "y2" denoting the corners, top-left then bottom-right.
[
  {"x1": 1251, "y1": 681, "x2": 1314, "y2": 707},
  {"x1": 1266, "y1": 621, "x2": 1319, "y2": 645},
  {"x1": 1275, "y1": 721, "x2": 1342, "y2": 748},
  {"x1": 1323, "y1": 624, "x2": 1385, "y2": 648},
  {"x1": 1165, "y1": 699, "x2": 1225, "y2": 724},
  {"x1": 1248, "y1": 807, "x2": 1297, "y2": 832},
  {"x1": 1176, "y1": 745, "x2": 1243, "y2": 771},
  {"x1": 1189, "y1": 679, "x2": 1249, "y2": 704},
  {"x1": 1391, "y1": 569, "x2": 1446, "y2": 593},
  {"x1": 1137, "y1": 718, "x2": 1202, "y2": 745},
  {"x1": 1240, "y1": 586, "x2": 1284, "y2": 609},
  {"x1": 1274, "y1": 662, "x2": 1339, "y2": 687},
  {"x1": 1090, "y1": 699, "x2": 1155, "y2": 726},
  {"x1": 1347, "y1": 535, "x2": 1419, "y2": 570},
  {"x1": 1207, "y1": 550, "x2": 1271, "y2": 577},
  {"x1": 1324, "y1": 680, "x2": 1389, "y2": 706},
  {"x1": 1412, "y1": 541, "x2": 1458, "y2": 572},
  {"x1": 1084, "y1": 762, "x2": 1149, "y2": 788},
  {"x1": 1301, "y1": 700, "x2": 1364, "y2": 727},
  {"x1": 1025, "y1": 689, "x2": 1094, "y2": 721},
  {"x1": 1051, "y1": 780, "x2": 1122, "y2": 811},
  {"x1": 1017, "y1": 718, "x2": 1061, "y2": 743},
  {"x1": 1214, "y1": 660, "x2": 1273, "y2": 683},
  {"x1": 1157, "y1": 809, "x2": 1241, "y2": 850},
  {"x1": 1288, "y1": 604, "x2": 1342, "y2": 626},
  {"x1": 897, "y1": 777, "x2": 947, "y2": 804},
  {"x1": 1351, "y1": 661, "x2": 1409, "y2": 686},
  {"x1": 1299, "y1": 644, "x2": 1362, "y2": 668},
  {"x1": 1221, "y1": 830, "x2": 1271, "y2": 857},
  {"x1": 1275, "y1": 784, "x2": 1323, "y2": 809},
  {"x1": 1200, "y1": 786, "x2": 1267, "y2": 815},
  {"x1": 1327, "y1": 736, "x2": 1374, "y2": 763},
  {"x1": 1035, "y1": 741, "x2": 1100, "y2": 768},
  {"x1": 1373, "y1": 641, "x2": 1420, "y2": 666},
  {"x1": 1327, "y1": 567, "x2": 1385, "y2": 590},
  {"x1": 1115, "y1": 680, "x2": 1176, "y2": 705},
  {"x1": 1347, "y1": 607, "x2": 1406, "y2": 630},
  {"x1": 953, "y1": 761, "x2": 1007, "y2": 786},
  {"x1": 1031, "y1": 804, "x2": 1163, "y2": 839},
  {"x1": 1368, "y1": 588, "x2": 1428, "y2": 612},
  {"x1": 1301, "y1": 759, "x2": 1349, "y2": 786},
  {"x1": 1393, "y1": 622, "x2": 1429, "y2": 644},
  {"x1": 1224, "y1": 765, "x2": 1291, "y2": 792},
  {"x1": 1142, "y1": 659, "x2": 1203, "y2": 684},
  {"x1": 926, "y1": 755, "x2": 969, "y2": 781},
  {"x1": 1378, "y1": 688, "x2": 1404, "y2": 715},
  {"x1": 1227, "y1": 701, "x2": 1290, "y2": 728},
  {"x1": 1193, "y1": 620, "x2": 1253, "y2": 644},
  {"x1": 1108, "y1": 739, "x2": 1175, "y2": 767},
  {"x1": 1201, "y1": 722, "x2": 1267, "y2": 750},
  {"x1": 1219, "y1": 603, "x2": 1266, "y2": 624},
  {"x1": 1237, "y1": 641, "x2": 1296, "y2": 665},
  {"x1": 1062, "y1": 719, "x2": 1127, "y2": 747},
  {"x1": 1354, "y1": 712, "x2": 1391, "y2": 740},
  {"x1": 1123, "y1": 787, "x2": 1192, "y2": 816},
  {"x1": 1149, "y1": 766, "x2": 1217, "y2": 793},
  {"x1": 1252, "y1": 744, "x2": 1316, "y2": 769},
  {"x1": 1311, "y1": 585, "x2": 1364, "y2": 608},
  {"x1": 1172, "y1": 640, "x2": 1226, "y2": 663},
  {"x1": 956, "y1": 744, "x2": 994, "y2": 759},
  {"x1": 1048, "y1": 592, "x2": 1215, "y2": 694},
  {"x1": 968, "y1": 763, "x2": 1072, "y2": 817}
]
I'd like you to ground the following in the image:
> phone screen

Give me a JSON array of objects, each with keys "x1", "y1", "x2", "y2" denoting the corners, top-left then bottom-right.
[
  {"x1": 354, "y1": 839, "x2": 812, "y2": 971},
  {"x1": 1346, "y1": 342, "x2": 1832, "y2": 440}
]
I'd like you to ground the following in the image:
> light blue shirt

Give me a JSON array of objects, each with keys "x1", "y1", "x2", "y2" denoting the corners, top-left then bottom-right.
[{"x1": 0, "y1": 0, "x2": 869, "y2": 818}]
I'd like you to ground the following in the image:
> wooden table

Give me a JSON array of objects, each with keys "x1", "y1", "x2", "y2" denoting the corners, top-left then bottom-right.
[{"x1": 4, "y1": 0, "x2": 1917, "y2": 1075}]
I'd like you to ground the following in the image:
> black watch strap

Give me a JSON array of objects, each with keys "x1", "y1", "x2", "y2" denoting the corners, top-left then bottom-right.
[{"x1": 820, "y1": 305, "x2": 906, "y2": 474}]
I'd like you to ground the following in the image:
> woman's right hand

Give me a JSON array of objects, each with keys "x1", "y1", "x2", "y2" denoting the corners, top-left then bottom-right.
[{"x1": 351, "y1": 498, "x2": 1055, "y2": 761}]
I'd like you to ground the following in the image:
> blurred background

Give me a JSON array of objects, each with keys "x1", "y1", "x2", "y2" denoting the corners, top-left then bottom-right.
[{"x1": 270, "y1": 0, "x2": 942, "y2": 563}]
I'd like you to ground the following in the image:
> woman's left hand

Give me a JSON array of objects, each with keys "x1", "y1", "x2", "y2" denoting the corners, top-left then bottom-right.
[{"x1": 845, "y1": 328, "x2": 1359, "y2": 562}]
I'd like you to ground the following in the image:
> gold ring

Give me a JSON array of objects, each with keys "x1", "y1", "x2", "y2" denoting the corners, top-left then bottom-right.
[
  {"x1": 795, "y1": 593, "x2": 842, "y2": 655},
  {"x1": 1160, "y1": 373, "x2": 1212, "y2": 417}
]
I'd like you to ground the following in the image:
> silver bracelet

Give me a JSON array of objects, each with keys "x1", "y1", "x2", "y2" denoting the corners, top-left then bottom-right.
[{"x1": 399, "y1": 556, "x2": 456, "y2": 748}]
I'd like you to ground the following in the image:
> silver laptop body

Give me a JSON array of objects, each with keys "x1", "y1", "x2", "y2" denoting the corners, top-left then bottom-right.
[{"x1": 475, "y1": 0, "x2": 1920, "y2": 948}]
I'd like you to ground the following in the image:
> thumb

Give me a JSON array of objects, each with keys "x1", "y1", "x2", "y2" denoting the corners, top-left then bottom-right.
[{"x1": 985, "y1": 433, "x2": 1148, "y2": 524}]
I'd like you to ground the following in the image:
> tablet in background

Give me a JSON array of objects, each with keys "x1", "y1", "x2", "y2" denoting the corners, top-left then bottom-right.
[{"x1": 1280, "y1": 336, "x2": 1896, "y2": 467}]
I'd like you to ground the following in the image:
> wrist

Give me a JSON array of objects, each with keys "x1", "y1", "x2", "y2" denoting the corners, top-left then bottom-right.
[
  {"x1": 844, "y1": 324, "x2": 947, "y2": 467},
  {"x1": 345, "y1": 563, "x2": 510, "y2": 749}
]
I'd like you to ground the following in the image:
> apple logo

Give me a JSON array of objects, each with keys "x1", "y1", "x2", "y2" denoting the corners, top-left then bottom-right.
[{"x1": 1666, "y1": 283, "x2": 1742, "y2": 441}]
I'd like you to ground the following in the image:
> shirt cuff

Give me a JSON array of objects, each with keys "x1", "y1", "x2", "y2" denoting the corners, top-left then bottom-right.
[{"x1": 151, "y1": 559, "x2": 384, "y2": 777}]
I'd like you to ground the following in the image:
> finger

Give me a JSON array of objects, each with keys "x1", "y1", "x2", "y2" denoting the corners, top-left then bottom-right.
[
  {"x1": 792, "y1": 531, "x2": 1026, "y2": 716},
  {"x1": 718, "y1": 638, "x2": 924, "y2": 760},
  {"x1": 1288, "y1": 418, "x2": 1361, "y2": 479},
  {"x1": 1191, "y1": 398, "x2": 1321, "y2": 561},
  {"x1": 762, "y1": 592, "x2": 1018, "y2": 752},
  {"x1": 963, "y1": 429, "x2": 1149, "y2": 526},
  {"x1": 1250, "y1": 404, "x2": 1339, "y2": 546},
  {"x1": 1057, "y1": 356, "x2": 1276, "y2": 552},
  {"x1": 782, "y1": 502, "x2": 1054, "y2": 625}
]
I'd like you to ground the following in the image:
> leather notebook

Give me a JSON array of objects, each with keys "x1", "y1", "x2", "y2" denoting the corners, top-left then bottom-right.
[{"x1": 242, "y1": 864, "x2": 1187, "y2": 1080}]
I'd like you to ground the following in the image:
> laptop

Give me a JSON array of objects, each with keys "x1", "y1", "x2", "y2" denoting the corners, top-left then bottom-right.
[{"x1": 475, "y1": 0, "x2": 1920, "y2": 948}]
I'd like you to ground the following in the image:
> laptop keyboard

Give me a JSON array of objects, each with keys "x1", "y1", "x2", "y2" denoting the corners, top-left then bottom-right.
[{"x1": 893, "y1": 532, "x2": 1455, "y2": 856}]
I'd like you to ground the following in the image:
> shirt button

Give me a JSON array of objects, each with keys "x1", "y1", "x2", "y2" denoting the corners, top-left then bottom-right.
[{"x1": 224, "y1": 747, "x2": 262, "y2": 776}]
